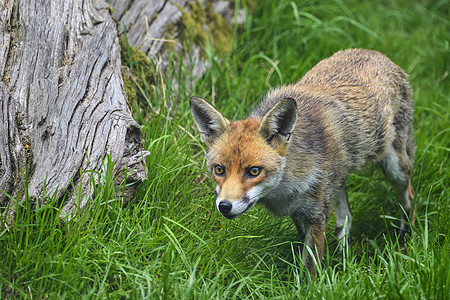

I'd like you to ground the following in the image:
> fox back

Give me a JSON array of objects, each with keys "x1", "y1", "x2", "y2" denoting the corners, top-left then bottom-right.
[{"x1": 190, "y1": 49, "x2": 415, "y2": 274}]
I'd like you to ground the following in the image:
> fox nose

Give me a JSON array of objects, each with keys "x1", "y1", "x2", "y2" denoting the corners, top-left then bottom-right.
[{"x1": 218, "y1": 201, "x2": 232, "y2": 214}]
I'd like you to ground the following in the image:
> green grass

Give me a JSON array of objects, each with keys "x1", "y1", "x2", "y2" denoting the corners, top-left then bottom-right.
[{"x1": 1, "y1": 0, "x2": 449, "y2": 298}]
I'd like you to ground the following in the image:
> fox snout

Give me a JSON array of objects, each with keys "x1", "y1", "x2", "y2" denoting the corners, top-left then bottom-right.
[{"x1": 215, "y1": 197, "x2": 254, "y2": 219}]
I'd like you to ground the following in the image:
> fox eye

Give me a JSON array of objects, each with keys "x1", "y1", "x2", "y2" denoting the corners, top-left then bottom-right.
[
  {"x1": 214, "y1": 165, "x2": 225, "y2": 176},
  {"x1": 247, "y1": 166, "x2": 262, "y2": 177}
]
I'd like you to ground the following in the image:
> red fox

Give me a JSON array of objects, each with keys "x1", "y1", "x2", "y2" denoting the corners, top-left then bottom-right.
[{"x1": 190, "y1": 49, "x2": 415, "y2": 274}]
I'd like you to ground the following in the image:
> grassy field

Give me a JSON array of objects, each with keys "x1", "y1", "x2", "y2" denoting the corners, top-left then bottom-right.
[{"x1": 1, "y1": 0, "x2": 449, "y2": 298}]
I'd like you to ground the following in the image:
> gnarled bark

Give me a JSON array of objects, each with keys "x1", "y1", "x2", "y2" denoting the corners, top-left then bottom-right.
[
  {"x1": 0, "y1": 0, "x2": 148, "y2": 222},
  {"x1": 0, "y1": 0, "x2": 238, "y2": 224}
]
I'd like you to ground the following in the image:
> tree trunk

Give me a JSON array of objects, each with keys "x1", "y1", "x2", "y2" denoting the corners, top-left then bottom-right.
[
  {"x1": 0, "y1": 0, "x2": 237, "y2": 224},
  {"x1": 0, "y1": 0, "x2": 149, "y2": 223}
]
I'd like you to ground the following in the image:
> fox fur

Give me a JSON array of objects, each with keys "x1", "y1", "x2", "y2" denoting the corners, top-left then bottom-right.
[{"x1": 190, "y1": 49, "x2": 415, "y2": 274}]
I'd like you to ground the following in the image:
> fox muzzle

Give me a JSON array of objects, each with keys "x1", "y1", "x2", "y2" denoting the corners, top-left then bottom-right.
[{"x1": 216, "y1": 197, "x2": 255, "y2": 219}]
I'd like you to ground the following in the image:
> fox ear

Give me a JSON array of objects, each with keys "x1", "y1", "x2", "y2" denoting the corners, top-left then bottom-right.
[
  {"x1": 259, "y1": 98, "x2": 297, "y2": 146},
  {"x1": 189, "y1": 96, "x2": 229, "y2": 147}
]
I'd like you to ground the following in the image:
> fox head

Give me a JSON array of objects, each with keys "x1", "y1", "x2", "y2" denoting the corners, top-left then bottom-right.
[{"x1": 190, "y1": 96, "x2": 297, "y2": 219}]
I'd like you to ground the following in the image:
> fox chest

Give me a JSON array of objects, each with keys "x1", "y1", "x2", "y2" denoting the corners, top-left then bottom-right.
[{"x1": 258, "y1": 185, "x2": 321, "y2": 220}]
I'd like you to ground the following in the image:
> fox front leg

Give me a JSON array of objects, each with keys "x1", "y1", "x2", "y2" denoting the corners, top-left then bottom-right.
[{"x1": 291, "y1": 213, "x2": 327, "y2": 275}]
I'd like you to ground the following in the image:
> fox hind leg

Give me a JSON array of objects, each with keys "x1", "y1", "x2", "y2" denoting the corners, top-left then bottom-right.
[{"x1": 380, "y1": 139, "x2": 415, "y2": 239}]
